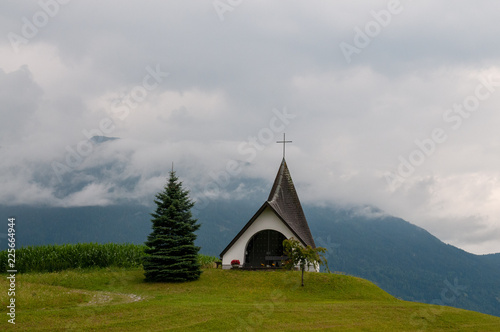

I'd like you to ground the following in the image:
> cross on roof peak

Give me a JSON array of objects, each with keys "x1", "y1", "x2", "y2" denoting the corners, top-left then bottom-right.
[{"x1": 276, "y1": 133, "x2": 292, "y2": 159}]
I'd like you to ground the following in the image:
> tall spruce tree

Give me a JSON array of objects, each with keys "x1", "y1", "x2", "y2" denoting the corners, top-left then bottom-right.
[{"x1": 143, "y1": 170, "x2": 201, "y2": 282}]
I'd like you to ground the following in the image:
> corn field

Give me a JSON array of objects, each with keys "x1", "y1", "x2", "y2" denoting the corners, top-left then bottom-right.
[
  {"x1": 0, "y1": 243, "x2": 221, "y2": 273},
  {"x1": 198, "y1": 254, "x2": 221, "y2": 268},
  {"x1": 0, "y1": 243, "x2": 145, "y2": 273}
]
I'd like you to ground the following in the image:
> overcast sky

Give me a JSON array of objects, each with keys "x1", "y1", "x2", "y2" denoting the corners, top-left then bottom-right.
[{"x1": 2, "y1": 1, "x2": 500, "y2": 254}]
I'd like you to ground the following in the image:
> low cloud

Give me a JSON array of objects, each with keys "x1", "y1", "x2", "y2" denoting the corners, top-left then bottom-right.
[{"x1": 2, "y1": 1, "x2": 500, "y2": 254}]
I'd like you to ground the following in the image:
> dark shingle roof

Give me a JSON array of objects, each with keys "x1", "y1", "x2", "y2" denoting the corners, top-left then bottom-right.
[
  {"x1": 267, "y1": 158, "x2": 316, "y2": 248},
  {"x1": 220, "y1": 158, "x2": 315, "y2": 257}
]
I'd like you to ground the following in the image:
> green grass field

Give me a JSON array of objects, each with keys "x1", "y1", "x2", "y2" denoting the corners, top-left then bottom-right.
[{"x1": 1, "y1": 267, "x2": 500, "y2": 331}]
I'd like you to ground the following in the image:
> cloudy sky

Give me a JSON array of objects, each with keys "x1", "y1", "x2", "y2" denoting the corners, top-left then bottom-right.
[{"x1": 2, "y1": 1, "x2": 500, "y2": 254}]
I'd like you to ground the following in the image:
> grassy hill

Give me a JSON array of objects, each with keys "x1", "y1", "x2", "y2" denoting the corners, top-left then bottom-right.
[
  {"x1": 306, "y1": 206, "x2": 500, "y2": 317},
  {"x1": 2, "y1": 267, "x2": 500, "y2": 331},
  {"x1": 3, "y1": 202, "x2": 500, "y2": 318}
]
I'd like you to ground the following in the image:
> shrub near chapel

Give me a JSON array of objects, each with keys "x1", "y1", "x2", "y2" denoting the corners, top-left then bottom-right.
[{"x1": 282, "y1": 238, "x2": 328, "y2": 287}]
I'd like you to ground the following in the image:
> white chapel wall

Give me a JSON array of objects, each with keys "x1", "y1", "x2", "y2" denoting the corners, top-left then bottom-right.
[{"x1": 221, "y1": 206, "x2": 297, "y2": 268}]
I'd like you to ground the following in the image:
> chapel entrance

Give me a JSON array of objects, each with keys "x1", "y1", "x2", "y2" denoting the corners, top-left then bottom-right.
[{"x1": 244, "y1": 230, "x2": 287, "y2": 268}]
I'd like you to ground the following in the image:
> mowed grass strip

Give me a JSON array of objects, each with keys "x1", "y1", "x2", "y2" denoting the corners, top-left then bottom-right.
[{"x1": 1, "y1": 268, "x2": 499, "y2": 331}]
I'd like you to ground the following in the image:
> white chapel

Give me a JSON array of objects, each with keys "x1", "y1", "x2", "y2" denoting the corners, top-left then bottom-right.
[{"x1": 219, "y1": 156, "x2": 317, "y2": 271}]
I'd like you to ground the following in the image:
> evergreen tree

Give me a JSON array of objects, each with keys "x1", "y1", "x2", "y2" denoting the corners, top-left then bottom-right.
[{"x1": 143, "y1": 170, "x2": 201, "y2": 282}]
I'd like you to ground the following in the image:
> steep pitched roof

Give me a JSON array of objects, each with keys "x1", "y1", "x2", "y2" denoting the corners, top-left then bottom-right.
[
  {"x1": 220, "y1": 158, "x2": 315, "y2": 257},
  {"x1": 267, "y1": 158, "x2": 316, "y2": 248}
]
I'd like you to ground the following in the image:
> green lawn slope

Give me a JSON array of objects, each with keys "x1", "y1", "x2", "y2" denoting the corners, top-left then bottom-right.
[{"x1": 2, "y1": 268, "x2": 500, "y2": 331}]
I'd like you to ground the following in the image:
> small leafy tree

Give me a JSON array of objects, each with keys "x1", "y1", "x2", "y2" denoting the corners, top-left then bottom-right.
[
  {"x1": 282, "y1": 238, "x2": 328, "y2": 286},
  {"x1": 143, "y1": 170, "x2": 201, "y2": 282}
]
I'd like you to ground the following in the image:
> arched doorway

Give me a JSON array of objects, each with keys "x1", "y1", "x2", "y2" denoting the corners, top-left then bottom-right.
[{"x1": 244, "y1": 230, "x2": 287, "y2": 268}]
